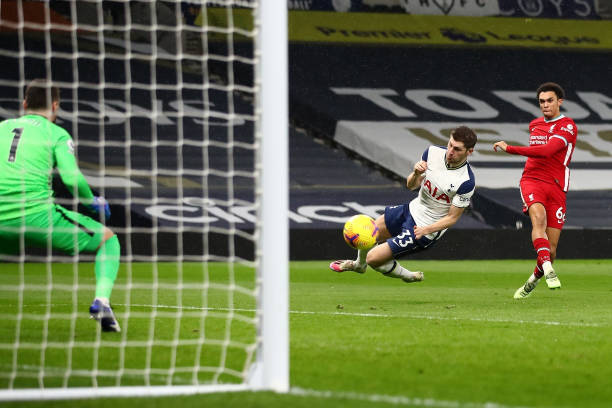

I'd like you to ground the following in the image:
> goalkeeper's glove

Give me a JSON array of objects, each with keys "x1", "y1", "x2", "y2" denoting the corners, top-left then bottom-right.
[{"x1": 90, "y1": 196, "x2": 111, "y2": 220}]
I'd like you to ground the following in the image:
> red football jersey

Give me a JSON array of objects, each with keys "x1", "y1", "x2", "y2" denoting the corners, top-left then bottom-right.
[{"x1": 507, "y1": 115, "x2": 577, "y2": 192}]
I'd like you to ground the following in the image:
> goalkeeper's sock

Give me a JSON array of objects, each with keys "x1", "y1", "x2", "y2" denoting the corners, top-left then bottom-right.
[
  {"x1": 533, "y1": 237, "x2": 551, "y2": 266},
  {"x1": 94, "y1": 235, "x2": 120, "y2": 299}
]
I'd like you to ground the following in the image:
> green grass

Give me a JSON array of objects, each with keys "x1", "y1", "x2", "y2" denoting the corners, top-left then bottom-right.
[
  {"x1": 0, "y1": 262, "x2": 258, "y2": 388},
  {"x1": 2, "y1": 259, "x2": 612, "y2": 407}
]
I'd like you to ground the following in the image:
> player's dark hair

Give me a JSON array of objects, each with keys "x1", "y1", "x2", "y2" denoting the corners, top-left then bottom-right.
[
  {"x1": 450, "y1": 126, "x2": 477, "y2": 150},
  {"x1": 536, "y1": 82, "x2": 565, "y2": 100},
  {"x1": 24, "y1": 79, "x2": 59, "y2": 110}
]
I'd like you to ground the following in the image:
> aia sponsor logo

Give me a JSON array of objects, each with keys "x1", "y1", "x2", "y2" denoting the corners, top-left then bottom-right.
[{"x1": 423, "y1": 178, "x2": 450, "y2": 203}]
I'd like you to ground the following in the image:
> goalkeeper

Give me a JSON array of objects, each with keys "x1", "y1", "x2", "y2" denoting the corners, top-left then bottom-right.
[{"x1": 0, "y1": 79, "x2": 121, "y2": 332}]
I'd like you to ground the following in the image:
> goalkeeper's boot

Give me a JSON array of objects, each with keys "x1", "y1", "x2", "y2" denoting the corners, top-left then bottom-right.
[
  {"x1": 514, "y1": 280, "x2": 537, "y2": 299},
  {"x1": 89, "y1": 299, "x2": 121, "y2": 332},
  {"x1": 401, "y1": 271, "x2": 424, "y2": 283},
  {"x1": 329, "y1": 260, "x2": 366, "y2": 274},
  {"x1": 542, "y1": 262, "x2": 561, "y2": 289}
]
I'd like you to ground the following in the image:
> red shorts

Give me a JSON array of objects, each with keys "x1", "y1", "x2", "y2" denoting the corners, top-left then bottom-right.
[{"x1": 519, "y1": 178, "x2": 567, "y2": 229}]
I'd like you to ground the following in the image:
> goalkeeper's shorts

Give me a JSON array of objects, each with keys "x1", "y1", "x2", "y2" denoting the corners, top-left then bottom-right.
[{"x1": 0, "y1": 205, "x2": 105, "y2": 255}]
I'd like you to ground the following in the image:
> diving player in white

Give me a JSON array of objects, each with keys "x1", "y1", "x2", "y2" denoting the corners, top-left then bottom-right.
[{"x1": 330, "y1": 126, "x2": 477, "y2": 283}]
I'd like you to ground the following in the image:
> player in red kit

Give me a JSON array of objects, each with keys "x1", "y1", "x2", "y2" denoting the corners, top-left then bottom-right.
[{"x1": 493, "y1": 82, "x2": 577, "y2": 299}]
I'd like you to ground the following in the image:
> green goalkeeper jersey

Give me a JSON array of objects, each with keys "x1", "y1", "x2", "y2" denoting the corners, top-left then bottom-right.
[{"x1": 0, "y1": 114, "x2": 94, "y2": 220}]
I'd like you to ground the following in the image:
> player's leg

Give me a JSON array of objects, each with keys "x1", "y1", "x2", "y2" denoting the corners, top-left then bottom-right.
[
  {"x1": 528, "y1": 201, "x2": 559, "y2": 282},
  {"x1": 528, "y1": 202, "x2": 552, "y2": 263},
  {"x1": 366, "y1": 241, "x2": 424, "y2": 283},
  {"x1": 541, "y1": 222, "x2": 563, "y2": 289},
  {"x1": 546, "y1": 226, "x2": 561, "y2": 262},
  {"x1": 514, "y1": 203, "x2": 551, "y2": 298},
  {"x1": 87, "y1": 228, "x2": 120, "y2": 305},
  {"x1": 515, "y1": 181, "x2": 555, "y2": 298},
  {"x1": 368, "y1": 205, "x2": 428, "y2": 282},
  {"x1": 81, "y1": 228, "x2": 121, "y2": 333},
  {"x1": 49, "y1": 206, "x2": 122, "y2": 331},
  {"x1": 520, "y1": 180, "x2": 551, "y2": 258},
  {"x1": 514, "y1": 226, "x2": 561, "y2": 298},
  {"x1": 330, "y1": 214, "x2": 390, "y2": 274},
  {"x1": 535, "y1": 187, "x2": 567, "y2": 289}
]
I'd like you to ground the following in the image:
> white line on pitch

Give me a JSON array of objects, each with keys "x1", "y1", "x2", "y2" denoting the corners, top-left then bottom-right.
[
  {"x1": 11, "y1": 303, "x2": 604, "y2": 328},
  {"x1": 120, "y1": 304, "x2": 603, "y2": 328},
  {"x1": 290, "y1": 387, "x2": 533, "y2": 408},
  {"x1": 293, "y1": 310, "x2": 604, "y2": 328}
]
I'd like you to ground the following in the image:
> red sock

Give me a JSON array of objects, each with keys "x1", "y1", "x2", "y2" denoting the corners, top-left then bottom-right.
[
  {"x1": 533, "y1": 238, "x2": 551, "y2": 266},
  {"x1": 533, "y1": 264, "x2": 544, "y2": 279}
]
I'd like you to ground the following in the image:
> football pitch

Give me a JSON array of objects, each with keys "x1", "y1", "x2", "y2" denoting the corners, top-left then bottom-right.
[{"x1": 3, "y1": 259, "x2": 612, "y2": 408}]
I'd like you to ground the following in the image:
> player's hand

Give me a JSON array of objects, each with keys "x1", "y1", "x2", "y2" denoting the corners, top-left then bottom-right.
[
  {"x1": 414, "y1": 160, "x2": 428, "y2": 175},
  {"x1": 90, "y1": 196, "x2": 111, "y2": 220},
  {"x1": 493, "y1": 141, "x2": 508, "y2": 152},
  {"x1": 414, "y1": 225, "x2": 426, "y2": 240}
]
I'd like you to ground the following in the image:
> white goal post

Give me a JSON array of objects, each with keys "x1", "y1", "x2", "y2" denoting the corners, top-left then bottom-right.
[
  {"x1": 256, "y1": 0, "x2": 290, "y2": 394},
  {"x1": 0, "y1": 0, "x2": 287, "y2": 400}
]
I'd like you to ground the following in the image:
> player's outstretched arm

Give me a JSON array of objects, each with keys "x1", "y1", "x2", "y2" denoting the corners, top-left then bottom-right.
[
  {"x1": 414, "y1": 205, "x2": 465, "y2": 240},
  {"x1": 504, "y1": 138, "x2": 566, "y2": 158},
  {"x1": 493, "y1": 138, "x2": 566, "y2": 158}
]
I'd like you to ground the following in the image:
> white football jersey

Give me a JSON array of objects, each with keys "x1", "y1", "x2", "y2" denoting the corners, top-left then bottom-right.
[{"x1": 409, "y1": 145, "x2": 475, "y2": 239}]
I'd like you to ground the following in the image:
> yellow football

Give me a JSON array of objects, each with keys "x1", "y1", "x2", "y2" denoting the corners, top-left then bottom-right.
[{"x1": 342, "y1": 214, "x2": 379, "y2": 250}]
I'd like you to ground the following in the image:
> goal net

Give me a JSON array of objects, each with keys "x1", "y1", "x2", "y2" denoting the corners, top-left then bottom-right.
[{"x1": 0, "y1": 0, "x2": 287, "y2": 400}]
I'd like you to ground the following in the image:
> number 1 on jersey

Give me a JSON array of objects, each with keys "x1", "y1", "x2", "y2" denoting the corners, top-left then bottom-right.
[{"x1": 8, "y1": 127, "x2": 23, "y2": 162}]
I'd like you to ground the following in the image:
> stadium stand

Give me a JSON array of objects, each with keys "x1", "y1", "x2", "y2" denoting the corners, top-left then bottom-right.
[
  {"x1": 1, "y1": 3, "x2": 610, "y2": 260},
  {"x1": 288, "y1": 11, "x2": 612, "y2": 258}
]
